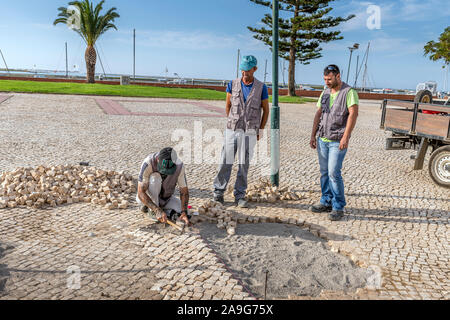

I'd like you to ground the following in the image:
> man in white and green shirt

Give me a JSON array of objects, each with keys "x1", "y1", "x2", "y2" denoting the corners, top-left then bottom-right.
[
  {"x1": 316, "y1": 85, "x2": 359, "y2": 143},
  {"x1": 310, "y1": 65, "x2": 359, "y2": 221}
]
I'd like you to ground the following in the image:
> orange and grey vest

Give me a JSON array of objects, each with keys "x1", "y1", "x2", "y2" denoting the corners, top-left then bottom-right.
[
  {"x1": 149, "y1": 152, "x2": 183, "y2": 205},
  {"x1": 226, "y1": 78, "x2": 264, "y2": 135},
  {"x1": 317, "y1": 82, "x2": 352, "y2": 141}
]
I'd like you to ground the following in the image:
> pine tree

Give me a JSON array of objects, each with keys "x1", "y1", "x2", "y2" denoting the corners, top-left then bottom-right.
[
  {"x1": 248, "y1": 0, "x2": 354, "y2": 96},
  {"x1": 424, "y1": 26, "x2": 450, "y2": 67}
]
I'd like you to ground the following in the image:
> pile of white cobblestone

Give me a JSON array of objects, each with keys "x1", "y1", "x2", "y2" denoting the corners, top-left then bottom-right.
[
  {"x1": 245, "y1": 178, "x2": 305, "y2": 203},
  {"x1": 197, "y1": 200, "x2": 238, "y2": 235},
  {"x1": 0, "y1": 165, "x2": 136, "y2": 210}
]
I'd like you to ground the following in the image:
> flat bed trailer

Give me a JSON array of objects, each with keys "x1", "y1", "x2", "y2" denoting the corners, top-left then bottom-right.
[{"x1": 380, "y1": 99, "x2": 450, "y2": 188}]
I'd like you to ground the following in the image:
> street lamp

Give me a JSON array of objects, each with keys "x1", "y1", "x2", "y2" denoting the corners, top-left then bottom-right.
[
  {"x1": 271, "y1": 0, "x2": 280, "y2": 187},
  {"x1": 346, "y1": 43, "x2": 359, "y2": 84}
]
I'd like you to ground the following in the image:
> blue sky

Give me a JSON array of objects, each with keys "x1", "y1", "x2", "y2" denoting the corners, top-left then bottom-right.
[{"x1": 0, "y1": 0, "x2": 449, "y2": 90}]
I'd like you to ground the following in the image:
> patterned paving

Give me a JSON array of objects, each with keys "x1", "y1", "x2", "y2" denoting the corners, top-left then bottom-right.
[
  {"x1": 95, "y1": 98, "x2": 224, "y2": 118},
  {"x1": 0, "y1": 95, "x2": 12, "y2": 104},
  {"x1": 0, "y1": 93, "x2": 448, "y2": 300}
]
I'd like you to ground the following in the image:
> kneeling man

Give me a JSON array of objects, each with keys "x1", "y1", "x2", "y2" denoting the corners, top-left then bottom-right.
[{"x1": 137, "y1": 147, "x2": 190, "y2": 225}]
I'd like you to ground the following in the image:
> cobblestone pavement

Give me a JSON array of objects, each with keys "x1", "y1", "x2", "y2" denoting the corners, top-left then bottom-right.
[{"x1": 0, "y1": 93, "x2": 448, "y2": 300}]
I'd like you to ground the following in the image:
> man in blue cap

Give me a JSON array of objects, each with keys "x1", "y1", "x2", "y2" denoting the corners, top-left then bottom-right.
[{"x1": 213, "y1": 55, "x2": 270, "y2": 207}]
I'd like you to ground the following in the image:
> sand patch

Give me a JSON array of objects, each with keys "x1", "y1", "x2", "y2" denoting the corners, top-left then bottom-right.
[{"x1": 199, "y1": 223, "x2": 370, "y2": 299}]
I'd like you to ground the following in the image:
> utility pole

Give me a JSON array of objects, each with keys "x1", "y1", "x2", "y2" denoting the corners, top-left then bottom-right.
[
  {"x1": 362, "y1": 42, "x2": 370, "y2": 92},
  {"x1": 65, "y1": 42, "x2": 68, "y2": 78},
  {"x1": 271, "y1": 0, "x2": 280, "y2": 187},
  {"x1": 236, "y1": 49, "x2": 240, "y2": 78},
  {"x1": 0, "y1": 49, "x2": 10, "y2": 74},
  {"x1": 354, "y1": 55, "x2": 359, "y2": 88},
  {"x1": 133, "y1": 29, "x2": 136, "y2": 81},
  {"x1": 444, "y1": 64, "x2": 449, "y2": 93},
  {"x1": 264, "y1": 59, "x2": 268, "y2": 83}
]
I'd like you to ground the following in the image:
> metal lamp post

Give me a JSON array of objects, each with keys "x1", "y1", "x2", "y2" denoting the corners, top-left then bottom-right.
[
  {"x1": 346, "y1": 43, "x2": 359, "y2": 83},
  {"x1": 271, "y1": 0, "x2": 280, "y2": 187},
  {"x1": 133, "y1": 29, "x2": 136, "y2": 82}
]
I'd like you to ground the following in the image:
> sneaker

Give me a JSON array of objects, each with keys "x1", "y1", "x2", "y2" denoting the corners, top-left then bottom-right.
[
  {"x1": 213, "y1": 195, "x2": 224, "y2": 205},
  {"x1": 141, "y1": 206, "x2": 159, "y2": 222},
  {"x1": 329, "y1": 210, "x2": 344, "y2": 221},
  {"x1": 310, "y1": 203, "x2": 332, "y2": 213},
  {"x1": 236, "y1": 198, "x2": 249, "y2": 208},
  {"x1": 146, "y1": 210, "x2": 159, "y2": 222}
]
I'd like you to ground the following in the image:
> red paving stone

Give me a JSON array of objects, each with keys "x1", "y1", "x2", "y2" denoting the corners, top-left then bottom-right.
[
  {"x1": 95, "y1": 98, "x2": 224, "y2": 118},
  {"x1": 0, "y1": 95, "x2": 12, "y2": 104},
  {"x1": 95, "y1": 99, "x2": 132, "y2": 115},
  {"x1": 191, "y1": 101, "x2": 225, "y2": 115}
]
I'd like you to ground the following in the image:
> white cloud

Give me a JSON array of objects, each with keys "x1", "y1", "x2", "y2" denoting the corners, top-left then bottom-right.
[
  {"x1": 115, "y1": 28, "x2": 267, "y2": 52},
  {"x1": 321, "y1": 33, "x2": 424, "y2": 58},
  {"x1": 369, "y1": 37, "x2": 424, "y2": 56},
  {"x1": 338, "y1": 2, "x2": 396, "y2": 32},
  {"x1": 337, "y1": 0, "x2": 449, "y2": 29},
  {"x1": 396, "y1": 0, "x2": 450, "y2": 21},
  {"x1": 338, "y1": 1, "x2": 374, "y2": 32}
]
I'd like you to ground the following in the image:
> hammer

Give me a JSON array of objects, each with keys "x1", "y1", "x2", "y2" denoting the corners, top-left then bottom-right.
[{"x1": 165, "y1": 219, "x2": 185, "y2": 233}]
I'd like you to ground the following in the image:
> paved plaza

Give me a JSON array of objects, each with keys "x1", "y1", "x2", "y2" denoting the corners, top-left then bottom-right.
[{"x1": 0, "y1": 93, "x2": 448, "y2": 300}]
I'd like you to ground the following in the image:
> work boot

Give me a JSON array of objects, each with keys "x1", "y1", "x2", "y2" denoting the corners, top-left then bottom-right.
[
  {"x1": 236, "y1": 198, "x2": 249, "y2": 208},
  {"x1": 213, "y1": 194, "x2": 224, "y2": 205},
  {"x1": 310, "y1": 203, "x2": 332, "y2": 213},
  {"x1": 328, "y1": 210, "x2": 344, "y2": 221}
]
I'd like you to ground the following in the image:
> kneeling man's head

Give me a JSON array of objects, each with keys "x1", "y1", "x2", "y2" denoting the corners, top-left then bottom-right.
[{"x1": 157, "y1": 147, "x2": 178, "y2": 176}]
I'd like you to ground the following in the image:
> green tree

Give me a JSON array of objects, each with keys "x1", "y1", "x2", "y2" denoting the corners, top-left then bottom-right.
[
  {"x1": 248, "y1": 0, "x2": 354, "y2": 96},
  {"x1": 54, "y1": 0, "x2": 120, "y2": 83},
  {"x1": 424, "y1": 26, "x2": 450, "y2": 68}
]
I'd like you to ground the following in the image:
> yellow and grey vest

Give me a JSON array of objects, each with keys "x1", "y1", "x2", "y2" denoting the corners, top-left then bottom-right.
[
  {"x1": 149, "y1": 152, "x2": 183, "y2": 205},
  {"x1": 318, "y1": 82, "x2": 352, "y2": 141},
  {"x1": 226, "y1": 78, "x2": 264, "y2": 135}
]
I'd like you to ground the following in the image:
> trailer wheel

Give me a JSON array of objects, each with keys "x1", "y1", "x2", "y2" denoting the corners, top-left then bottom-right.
[
  {"x1": 428, "y1": 145, "x2": 450, "y2": 188},
  {"x1": 415, "y1": 90, "x2": 433, "y2": 104}
]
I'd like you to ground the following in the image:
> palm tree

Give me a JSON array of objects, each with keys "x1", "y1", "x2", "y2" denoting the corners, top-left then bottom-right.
[{"x1": 54, "y1": 0, "x2": 119, "y2": 83}]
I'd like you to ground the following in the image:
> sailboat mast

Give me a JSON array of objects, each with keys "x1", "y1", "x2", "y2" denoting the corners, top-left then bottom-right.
[
  {"x1": 362, "y1": 42, "x2": 370, "y2": 92},
  {"x1": 0, "y1": 49, "x2": 10, "y2": 74}
]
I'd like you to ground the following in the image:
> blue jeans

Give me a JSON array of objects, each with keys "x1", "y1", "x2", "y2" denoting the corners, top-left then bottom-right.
[{"x1": 317, "y1": 137, "x2": 348, "y2": 211}]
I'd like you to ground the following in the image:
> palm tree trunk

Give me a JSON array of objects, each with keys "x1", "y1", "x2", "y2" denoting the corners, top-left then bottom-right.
[{"x1": 85, "y1": 45, "x2": 97, "y2": 84}]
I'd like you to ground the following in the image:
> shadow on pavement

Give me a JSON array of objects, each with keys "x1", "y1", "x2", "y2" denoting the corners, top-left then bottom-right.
[{"x1": 0, "y1": 242, "x2": 14, "y2": 297}]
